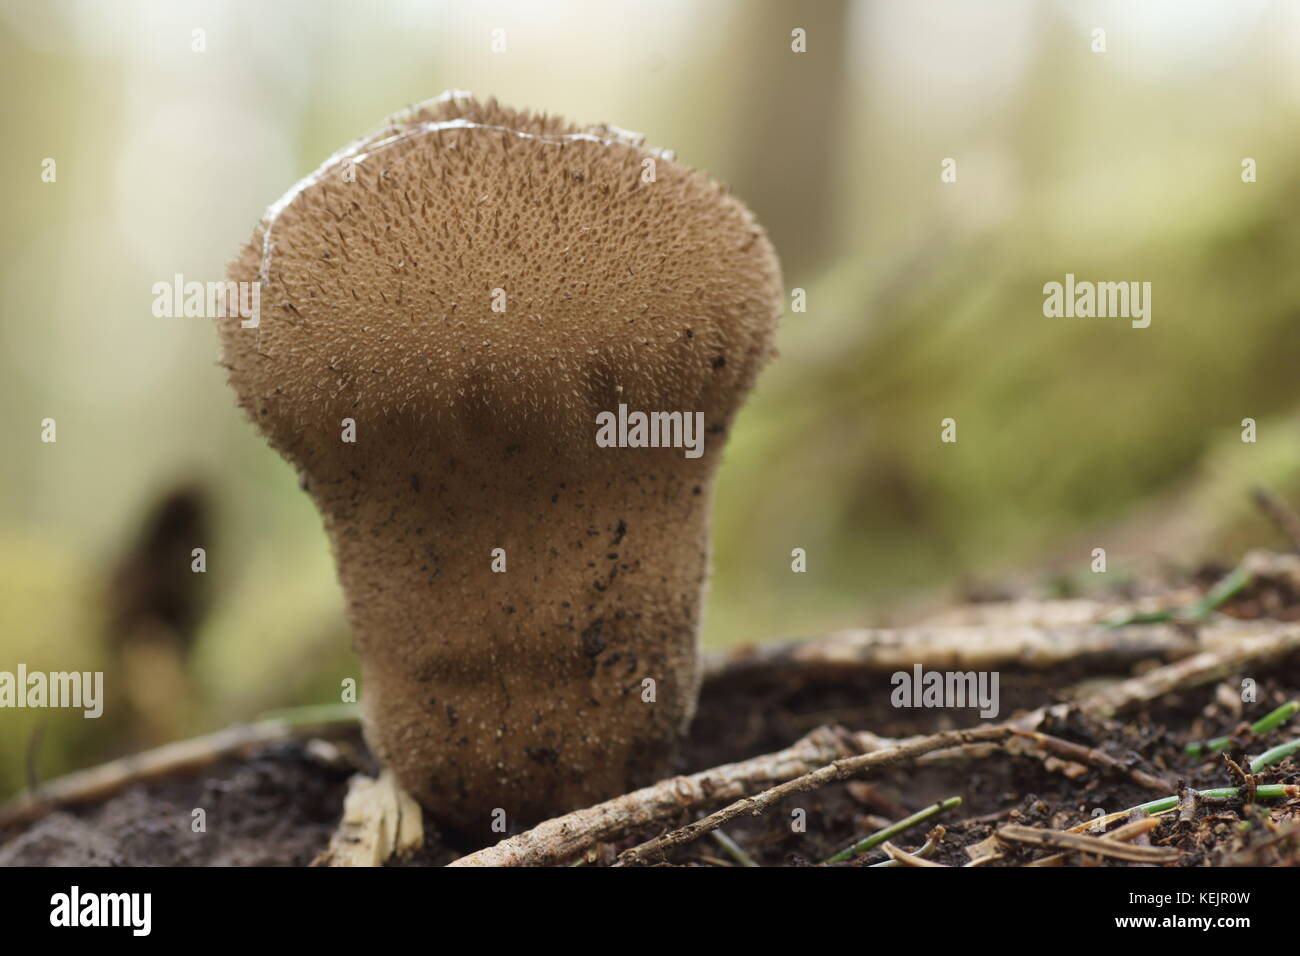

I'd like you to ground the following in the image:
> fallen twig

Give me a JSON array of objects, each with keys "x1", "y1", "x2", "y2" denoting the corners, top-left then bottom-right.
[
  {"x1": 0, "y1": 717, "x2": 355, "y2": 828},
  {"x1": 1078, "y1": 624, "x2": 1300, "y2": 718},
  {"x1": 1027, "y1": 815, "x2": 1164, "y2": 867},
  {"x1": 704, "y1": 623, "x2": 1197, "y2": 685},
  {"x1": 450, "y1": 710, "x2": 1072, "y2": 867},
  {"x1": 881, "y1": 840, "x2": 947, "y2": 866},
  {"x1": 448, "y1": 725, "x2": 858, "y2": 867},
  {"x1": 1012, "y1": 728, "x2": 1172, "y2": 793},
  {"x1": 613, "y1": 725, "x2": 1017, "y2": 867},
  {"x1": 1252, "y1": 487, "x2": 1300, "y2": 553},
  {"x1": 311, "y1": 770, "x2": 424, "y2": 867},
  {"x1": 996, "y1": 824, "x2": 1181, "y2": 864},
  {"x1": 869, "y1": 826, "x2": 944, "y2": 867}
]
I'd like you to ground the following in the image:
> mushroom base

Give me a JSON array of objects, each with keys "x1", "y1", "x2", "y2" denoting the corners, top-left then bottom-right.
[{"x1": 316, "y1": 444, "x2": 715, "y2": 839}]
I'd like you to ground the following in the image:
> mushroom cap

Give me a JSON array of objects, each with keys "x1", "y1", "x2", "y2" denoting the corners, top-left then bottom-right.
[{"x1": 220, "y1": 94, "x2": 782, "y2": 455}]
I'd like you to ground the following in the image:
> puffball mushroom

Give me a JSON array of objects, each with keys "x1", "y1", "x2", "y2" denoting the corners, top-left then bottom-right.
[{"x1": 218, "y1": 92, "x2": 782, "y2": 837}]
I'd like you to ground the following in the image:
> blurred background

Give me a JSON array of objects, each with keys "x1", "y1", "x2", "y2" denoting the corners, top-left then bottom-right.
[{"x1": 2, "y1": 0, "x2": 1299, "y2": 793}]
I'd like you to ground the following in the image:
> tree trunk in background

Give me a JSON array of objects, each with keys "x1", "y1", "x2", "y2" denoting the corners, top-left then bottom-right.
[{"x1": 726, "y1": 0, "x2": 850, "y2": 283}]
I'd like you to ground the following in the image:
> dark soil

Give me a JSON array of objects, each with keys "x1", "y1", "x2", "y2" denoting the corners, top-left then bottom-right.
[
  {"x1": 686, "y1": 667, "x2": 1300, "y2": 867},
  {"x1": 3, "y1": 572, "x2": 1299, "y2": 867}
]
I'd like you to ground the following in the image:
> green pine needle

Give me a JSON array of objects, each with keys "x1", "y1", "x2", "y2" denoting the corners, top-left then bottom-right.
[
  {"x1": 1185, "y1": 700, "x2": 1299, "y2": 757},
  {"x1": 825, "y1": 795, "x2": 962, "y2": 864}
]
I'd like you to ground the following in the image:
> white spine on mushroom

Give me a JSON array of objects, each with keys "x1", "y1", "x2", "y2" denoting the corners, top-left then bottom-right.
[{"x1": 256, "y1": 89, "x2": 676, "y2": 295}]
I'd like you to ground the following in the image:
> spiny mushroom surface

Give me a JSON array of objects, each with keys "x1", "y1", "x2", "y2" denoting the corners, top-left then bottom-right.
[{"x1": 219, "y1": 93, "x2": 782, "y2": 838}]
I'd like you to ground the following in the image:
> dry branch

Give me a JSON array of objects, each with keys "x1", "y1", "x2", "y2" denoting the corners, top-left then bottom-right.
[
  {"x1": 703, "y1": 623, "x2": 1196, "y2": 686},
  {"x1": 1252, "y1": 488, "x2": 1300, "y2": 553},
  {"x1": 1025, "y1": 815, "x2": 1163, "y2": 866},
  {"x1": 881, "y1": 840, "x2": 947, "y2": 866},
  {"x1": 1012, "y1": 728, "x2": 1172, "y2": 792},
  {"x1": 448, "y1": 725, "x2": 859, "y2": 867},
  {"x1": 1078, "y1": 624, "x2": 1300, "y2": 719},
  {"x1": 997, "y1": 823, "x2": 1180, "y2": 864},
  {"x1": 0, "y1": 718, "x2": 351, "y2": 828},
  {"x1": 612, "y1": 724, "x2": 1019, "y2": 867},
  {"x1": 311, "y1": 770, "x2": 424, "y2": 868}
]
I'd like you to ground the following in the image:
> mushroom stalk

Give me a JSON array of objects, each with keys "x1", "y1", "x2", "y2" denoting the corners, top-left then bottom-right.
[
  {"x1": 331, "y1": 436, "x2": 713, "y2": 833},
  {"x1": 218, "y1": 94, "x2": 782, "y2": 837}
]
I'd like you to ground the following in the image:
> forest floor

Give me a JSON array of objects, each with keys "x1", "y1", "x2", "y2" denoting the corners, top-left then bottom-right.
[{"x1": 2, "y1": 551, "x2": 1299, "y2": 867}]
